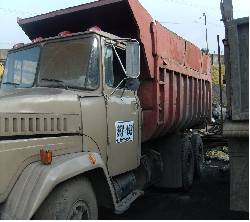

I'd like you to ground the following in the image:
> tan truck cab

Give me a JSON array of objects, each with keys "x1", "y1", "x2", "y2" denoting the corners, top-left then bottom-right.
[
  {"x1": 0, "y1": 0, "x2": 211, "y2": 219},
  {"x1": 0, "y1": 30, "x2": 143, "y2": 219}
]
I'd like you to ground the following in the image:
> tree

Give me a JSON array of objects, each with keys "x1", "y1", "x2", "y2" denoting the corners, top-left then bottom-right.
[{"x1": 201, "y1": 48, "x2": 209, "y2": 54}]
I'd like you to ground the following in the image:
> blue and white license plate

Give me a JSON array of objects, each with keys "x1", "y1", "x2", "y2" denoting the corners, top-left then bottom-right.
[{"x1": 115, "y1": 121, "x2": 134, "y2": 144}]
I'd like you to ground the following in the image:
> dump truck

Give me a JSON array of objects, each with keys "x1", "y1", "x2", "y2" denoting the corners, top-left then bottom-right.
[
  {"x1": 0, "y1": 0, "x2": 211, "y2": 219},
  {"x1": 221, "y1": 0, "x2": 249, "y2": 212}
]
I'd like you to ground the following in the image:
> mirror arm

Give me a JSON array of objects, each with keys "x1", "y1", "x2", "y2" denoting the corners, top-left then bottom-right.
[
  {"x1": 112, "y1": 45, "x2": 126, "y2": 75},
  {"x1": 110, "y1": 77, "x2": 129, "y2": 96}
]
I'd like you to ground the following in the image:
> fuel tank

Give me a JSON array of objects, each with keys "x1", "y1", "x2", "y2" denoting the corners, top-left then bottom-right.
[{"x1": 18, "y1": 0, "x2": 212, "y2": 142}]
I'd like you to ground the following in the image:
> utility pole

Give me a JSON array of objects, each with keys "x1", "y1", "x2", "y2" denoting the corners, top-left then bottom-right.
[
  {"x1": 217, "y1": 34, "x2": 223, "y2": 129},
  {"x1": 203, "y1": 12, "x2": 209, "y2": 53},
  {"x1": 221, "y1": 0, "x2": 233, "y2": 113},
  {"x1": 220, "y1": 0, "x2": 233, "y2": 23}
]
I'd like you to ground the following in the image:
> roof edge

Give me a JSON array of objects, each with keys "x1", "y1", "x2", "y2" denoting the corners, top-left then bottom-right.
[{"x1": 18, "y1": 0, "x2": 124, "y2": 26}]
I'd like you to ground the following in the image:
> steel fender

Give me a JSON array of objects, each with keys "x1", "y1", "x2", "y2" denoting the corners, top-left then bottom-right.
[{"x1": 1, "y1": 152, "x2": 115, "y2": 220}]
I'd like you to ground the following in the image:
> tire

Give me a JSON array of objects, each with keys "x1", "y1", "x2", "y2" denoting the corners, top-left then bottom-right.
[
  {"x1": 33, "y1": 176, "x2": 98, "y2": 220},
  {"x1": 181, "y1": 136, "x2": 194, "y2": 191},
  {"x1": 191, "y1": 134, "x2": 204, "y2": 178}
]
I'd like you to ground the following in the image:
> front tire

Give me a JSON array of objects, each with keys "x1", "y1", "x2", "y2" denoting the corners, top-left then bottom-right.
[{"x1": 33, "y1": 176, "x2": 98, "y2": 220}]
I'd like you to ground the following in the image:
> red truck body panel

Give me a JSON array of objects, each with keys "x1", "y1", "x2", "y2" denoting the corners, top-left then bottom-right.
[{"x1": 18, "y1": 0, "x2": 212, "y2": 142}]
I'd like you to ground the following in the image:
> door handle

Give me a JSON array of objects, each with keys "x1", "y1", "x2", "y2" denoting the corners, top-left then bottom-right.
[{"x1": 131, "y1": 101, "x2": 139, "y2": 110}]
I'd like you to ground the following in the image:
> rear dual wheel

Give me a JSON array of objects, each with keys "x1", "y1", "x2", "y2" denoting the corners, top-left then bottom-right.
[
  {"x1": 181, "y1": 134, "x2": 204, "y2": 191},
  {"x1": 191, "y1": 134, "x2": 204, "y2": 178},
  {"x1": 181, "y1": 136, "x2": 194, "y2": 191}
]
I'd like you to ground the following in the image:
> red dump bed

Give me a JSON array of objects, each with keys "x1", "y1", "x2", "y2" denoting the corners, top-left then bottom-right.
[{"x1": 18, "y1": 0, "x2": 212, "y2": 142}]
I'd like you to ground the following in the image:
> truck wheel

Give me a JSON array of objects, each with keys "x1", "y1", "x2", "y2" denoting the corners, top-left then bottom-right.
[
  {"x1": 191, "y1": 134, "x2": 204, "y2": 178},
  {"x1": 181, "y1": 136, "x2": 194, "y2": 191},
  {"x1": 33, "y1": 176, "x2": 98, "y2": 220}
]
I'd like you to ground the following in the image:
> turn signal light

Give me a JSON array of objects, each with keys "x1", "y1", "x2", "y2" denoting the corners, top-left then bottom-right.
[
  {"x1": 87, "y1": 26, "x2": 101, "y2": 32},
  {"x1": 32, "y1": 37, "x2": 43, "y2": 43},
  {"x1": 88, "y1": 153, "x2": 96, "y2": 165},
  {"x1": 40, "y1": 149, "x2": 52, "y2": 165},
  {"x1": 58, "y1": 31, "x2": 72, "y2": 37},
  {"x1": 12, "y1": 43, "x2": 25, "y2": 49}
]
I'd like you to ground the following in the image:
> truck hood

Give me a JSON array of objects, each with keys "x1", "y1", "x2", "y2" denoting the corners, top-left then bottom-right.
[
  {"x1": 0, "y1": 87, "x2": 83, "y2": 204},
  {"x1": 0, "y1": 87, "x2": 82, "y2": 138},
  {"x1": 0, "y1": 87, "x2": 80, "y2": 115}
]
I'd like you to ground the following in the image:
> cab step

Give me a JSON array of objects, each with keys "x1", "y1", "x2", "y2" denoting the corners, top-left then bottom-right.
[{"x1": 114, "y1": 190, "x2": 144, "y2": 215}]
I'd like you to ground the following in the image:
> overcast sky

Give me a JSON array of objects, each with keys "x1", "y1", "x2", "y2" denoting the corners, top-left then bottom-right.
[{"x1": 0, "y1": 0, "x2": 248, "y2": 53}]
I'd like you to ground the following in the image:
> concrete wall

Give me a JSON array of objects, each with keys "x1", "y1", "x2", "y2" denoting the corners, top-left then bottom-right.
[{"x1": 210, "y1": 54, "x2": 224, "y2": 65}]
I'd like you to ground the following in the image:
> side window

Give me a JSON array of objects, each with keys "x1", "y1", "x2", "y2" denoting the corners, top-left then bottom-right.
[
  {"x1": 2, "y1": 47, "x2": 40, "y2": 88},
  {"x1": 104, "y1": 45, "x2": 126, "y2": 88},
  {"x1": 104, "y1": 45, "x2": 114, "y2": 87}
]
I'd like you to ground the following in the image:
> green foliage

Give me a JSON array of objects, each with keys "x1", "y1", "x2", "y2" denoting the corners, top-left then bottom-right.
[
  {"x1": 201, "y1": 48, "x2": 209, "y2": 54},
  {"x1": 0, "y1": 63, "x2": 4, "y2": 80},
  {"x1": 211, "y1": 65, "x2": 225, "y2": 85}
]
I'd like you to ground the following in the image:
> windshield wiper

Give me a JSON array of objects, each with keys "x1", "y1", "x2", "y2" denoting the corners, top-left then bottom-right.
[
  {"x1": 41, "y1": 78, "x2": 68, "y2": 89},
  {"x1": 2, "y1": 82, "x2": 20, "y2": 86}
]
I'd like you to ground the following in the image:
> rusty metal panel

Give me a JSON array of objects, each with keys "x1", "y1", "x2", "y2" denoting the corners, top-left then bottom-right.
[
  {"x1": 185, "y1": 42, "x2": 202, "y2": 72},
  {"x1": 202, "y1": 54, "x2": 211, "y2": 74},
  {"x1": 17, "y1": 0, "x2": 212, "y2": 142},
  {"x1": 18, "y1": 0, "x2": 154, "y2": 79},
  {"x1": 155, "y1": 22, "x2": 186, "y2": 66},
  {"x1": 127, "y1": 0, "x2": 155, "y2": 79}
]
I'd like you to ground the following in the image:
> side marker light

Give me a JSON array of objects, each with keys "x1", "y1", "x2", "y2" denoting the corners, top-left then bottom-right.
[
  {"x1": 88, "y1": 153, "x2": 96, "y2": 165},
  {"x1": 40, "y1": 149, "x2": 52, "y2": 165}
]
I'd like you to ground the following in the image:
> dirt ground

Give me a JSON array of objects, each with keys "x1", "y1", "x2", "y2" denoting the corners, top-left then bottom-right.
[{"x1": 100, "y1": 156, "x2": 249, "y2": 220}]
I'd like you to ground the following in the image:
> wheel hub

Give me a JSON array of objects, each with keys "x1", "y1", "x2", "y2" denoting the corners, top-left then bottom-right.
[{"x1": 68, "y1": 200, "x2": 89, "y2": 220}]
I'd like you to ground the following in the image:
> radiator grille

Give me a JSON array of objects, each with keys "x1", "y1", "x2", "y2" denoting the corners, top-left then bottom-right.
[{"x1": 0, "y1": 114, "x2": 80, "y2": 137}]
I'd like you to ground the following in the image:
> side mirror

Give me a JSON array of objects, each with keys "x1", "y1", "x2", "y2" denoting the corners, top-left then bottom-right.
[
  {"x1": 125, "y1": 78, "x2": 140, "y2": 91},
  {"x1": 126, "y1": 41, "x2": 140, "y2": 78}
]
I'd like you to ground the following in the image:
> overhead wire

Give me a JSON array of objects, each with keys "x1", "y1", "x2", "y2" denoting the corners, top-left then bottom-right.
[{"x1": 161, "y1": 0, "x2": 247, "y2": 13}]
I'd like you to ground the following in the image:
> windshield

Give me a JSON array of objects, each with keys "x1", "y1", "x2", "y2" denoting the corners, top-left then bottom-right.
[
  {"x1": 38, "y1": 37, "x2": 99, "y2": 90},
  {"x1": 1, "y1": 47, "x2": 40, "y2": 88}
]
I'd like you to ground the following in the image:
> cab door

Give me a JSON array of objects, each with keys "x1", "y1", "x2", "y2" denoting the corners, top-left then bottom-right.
[{"x1": 103, "y1": 44, "x2": 141, "y2": 176}]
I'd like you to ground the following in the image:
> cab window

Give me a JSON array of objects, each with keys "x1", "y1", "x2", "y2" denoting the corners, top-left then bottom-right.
[
  {"x1": 1, "y1": 47, "x2": 40, "y2": 88},
  {"x1": 38, "y1": 37, "x2": 99, "y2": 90},
  {"x1": 104, "y1": 45, "x2": 126, "y2": 88}
]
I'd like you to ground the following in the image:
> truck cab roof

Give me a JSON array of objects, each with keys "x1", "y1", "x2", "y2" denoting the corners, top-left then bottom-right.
[{"x1": 10, "y1": 29, "x2": 124, "y2": 52}]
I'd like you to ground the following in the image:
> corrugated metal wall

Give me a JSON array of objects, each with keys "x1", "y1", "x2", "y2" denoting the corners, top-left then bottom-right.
[{"x1": 227, "y1": 17, "x2": 249, "y2": 121}]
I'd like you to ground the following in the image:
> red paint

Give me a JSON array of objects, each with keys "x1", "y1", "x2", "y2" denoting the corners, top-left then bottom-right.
[
  {"x1": 32, "y1": 37, "x2": 43, "y2": 43},
  {"x1": 17, "y1": 0, "x2": 212, "y2": 142},
  {"x1": 12, "y1": 43, "x2": 25, "y2": 49},
  {"x1": 58, "y1": 31, "x2": 72, "y2": 37},
  {"x1": 87, "y1": 26, "x2": 102, "y2": 32}
]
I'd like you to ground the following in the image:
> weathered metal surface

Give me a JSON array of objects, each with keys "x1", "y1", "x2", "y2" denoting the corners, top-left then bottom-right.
[
  {"x1": 223, "y1": 121, "x2": 249, "y2": 137},
  {"x1": 227, "y1": 17, "x2": 249, "y2": 121},
  {"x1": 228, "y1": 138, "x2": 249, "y2": 212},
  {"x1": 221, "y1": 0, "x2": 249, "y2": 212},
  {"x1": 18, "y1": 0, "x2": 212, "y2": 142}
]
